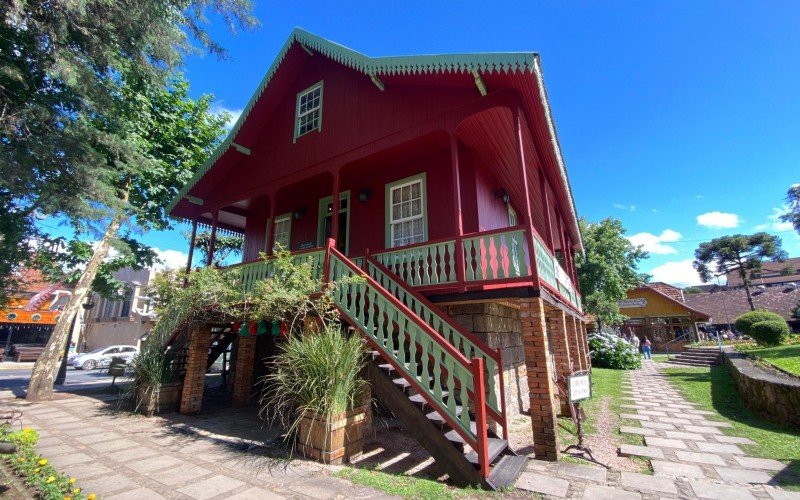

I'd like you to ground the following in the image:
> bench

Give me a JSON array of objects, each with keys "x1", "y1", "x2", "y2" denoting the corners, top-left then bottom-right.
[{"x1": 12, "y1": 346, "x2": 46, "y2": 362}]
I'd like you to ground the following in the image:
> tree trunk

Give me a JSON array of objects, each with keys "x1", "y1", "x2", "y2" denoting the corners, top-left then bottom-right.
[
  {"x1": 26, "y1": 210, "x2": 126, "y2": 401},
  {"x1": 736, "y1": 259, "x2": 756, "y2": 311}
]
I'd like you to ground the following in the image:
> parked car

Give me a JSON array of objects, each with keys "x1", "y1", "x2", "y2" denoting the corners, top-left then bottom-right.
[{"x1": 68, "y1": 345, "x2": 138, "y2": 370}]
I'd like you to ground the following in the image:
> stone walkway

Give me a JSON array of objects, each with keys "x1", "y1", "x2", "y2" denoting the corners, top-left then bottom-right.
[
  {"x1": 2, "y1": 393, "x2": 395, "y2": 499},
  {"x1": 515, "y1": 361, "x2": 799, "y2": 499}
]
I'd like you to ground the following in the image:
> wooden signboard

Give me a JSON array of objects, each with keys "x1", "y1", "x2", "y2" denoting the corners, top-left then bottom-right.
[{"x1": 568, "y1": 370, "x2": 592, "y2": 403}]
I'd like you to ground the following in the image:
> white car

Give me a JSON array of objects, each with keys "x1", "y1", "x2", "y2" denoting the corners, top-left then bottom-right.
[{"x1": 69, "y1": 345, "x2": 138, "y2": 370}]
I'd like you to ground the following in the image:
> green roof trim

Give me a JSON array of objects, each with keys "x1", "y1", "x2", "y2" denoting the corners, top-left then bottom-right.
[{"x1": 166, "y1": 28, "x2": 540, "y2": 213}]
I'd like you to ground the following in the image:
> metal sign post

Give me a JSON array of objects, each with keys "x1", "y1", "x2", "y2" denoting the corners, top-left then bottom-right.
[{"x1": 562, "y1": 370, "x2": 604, "y2": 466}]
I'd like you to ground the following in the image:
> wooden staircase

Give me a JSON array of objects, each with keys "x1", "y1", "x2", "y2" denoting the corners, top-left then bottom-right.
[{"x1": 327, "y1": 245, "x2": 527, "y2": 489}]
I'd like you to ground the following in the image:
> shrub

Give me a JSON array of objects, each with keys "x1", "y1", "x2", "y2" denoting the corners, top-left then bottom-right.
[
  {"x1": 749, "y1": 320, "x2": 790, "y2": 346},
  {"x1": 734, "y1": 310, "x2": 785, "y2": 335},
  {"x1": 588, "y1": 332, "x2": 642, "y2": 370}
]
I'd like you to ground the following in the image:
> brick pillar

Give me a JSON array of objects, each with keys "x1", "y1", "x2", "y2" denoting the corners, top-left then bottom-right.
[
  {"x1": 232, "y1": 337, "x2": 257, "y2": 407},
  {"x1": 520, "y1": 298, "x2": 560, "y2": 461},
  {"x1": 570, "y1": 316, "x2": 585, "y2": 371},
  {"x1": 546, "y1": 308, "x2": 572, "y2": 416},
  {"x1": 180, "y1": 327, "x2": 212, "y2": 415}
]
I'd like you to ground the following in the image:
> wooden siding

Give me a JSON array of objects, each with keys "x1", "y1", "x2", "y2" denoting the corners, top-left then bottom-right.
[{"x1": 622, "y1": 288, "x2": 696, "y2": 318}]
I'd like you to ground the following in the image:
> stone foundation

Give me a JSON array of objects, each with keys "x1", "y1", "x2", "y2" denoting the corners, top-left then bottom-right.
[
  {"x1": 444, "y1": 301, "x2": 529, "y2": 418},
  {"x1": 723, "y1": 347, "x2": 800, "y2": 428}
]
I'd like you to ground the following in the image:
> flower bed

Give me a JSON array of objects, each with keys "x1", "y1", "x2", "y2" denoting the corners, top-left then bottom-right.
[{"x1": 1, "y1": 425, "x2": 95, "y2": 500}]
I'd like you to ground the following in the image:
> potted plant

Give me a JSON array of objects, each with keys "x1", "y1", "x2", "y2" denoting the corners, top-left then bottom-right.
[{"x1": 261, "y1": 325, "x2": 367, "y2": 464}]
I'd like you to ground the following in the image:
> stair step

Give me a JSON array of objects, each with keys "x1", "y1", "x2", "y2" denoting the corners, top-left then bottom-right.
[
  {"x1": 465, "y1": 438, "x2": 508, "y2": 467},
  {"x1": 486, "y1": 455, "x2": 527, "y2": 490},
  {"x1": 392, "y1": 377, "x2": 434, "y2": 394},
  {"x1": 444, "y1": 422, "x2": 478, "y2": 451},
  {"x1": 426, "y1": 407, "x2": 464, "y2": 430},
  {"x1": 409, "y1": 392, "x2": 448, "y2": 409}
]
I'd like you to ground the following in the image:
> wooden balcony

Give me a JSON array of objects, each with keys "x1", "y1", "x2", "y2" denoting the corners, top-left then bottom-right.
[{"x1": 225, "y1": 226, "x2": 581, "y2": 313}]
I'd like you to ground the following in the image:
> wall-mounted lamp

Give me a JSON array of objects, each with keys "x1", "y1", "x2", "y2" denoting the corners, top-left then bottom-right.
[
  {"x1": 494, "y1": 188, "x2": 510, "y2": 205},
  {"x1": 293, "y1": 207, "x2": 307, "y2": 220},
  {"x1": 358, "y1": 188, "x2": 372, "y2": 203}
]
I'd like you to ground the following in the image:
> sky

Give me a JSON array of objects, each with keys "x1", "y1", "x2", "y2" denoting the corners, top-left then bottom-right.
[{"x1": 44, "y1": 1, "x2": 800, "y2": 284}]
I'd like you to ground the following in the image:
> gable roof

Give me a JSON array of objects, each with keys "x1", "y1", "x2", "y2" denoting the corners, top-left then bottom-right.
[
  {"x1": 685, "y1": 285, "x2": 800, "y2": 324},
  {"x1": 168, "y1": 28, "x2": 582, "y2": 248}
]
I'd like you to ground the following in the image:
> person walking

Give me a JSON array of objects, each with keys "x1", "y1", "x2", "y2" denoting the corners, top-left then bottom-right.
[
  {"x1": 642, "y1": 337, "x2": 652, "y2": 360},
  {"x1": 632, "y1": 334, "x2": 641, "y2": 352}
]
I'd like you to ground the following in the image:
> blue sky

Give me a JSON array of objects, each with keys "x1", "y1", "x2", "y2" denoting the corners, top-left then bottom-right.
[{"x1": 52, "y1": 1, "x2": 800, "y2": 284}]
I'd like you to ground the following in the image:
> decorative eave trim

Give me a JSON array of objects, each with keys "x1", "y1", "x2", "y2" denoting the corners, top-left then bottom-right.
[
  {"x1": 167, "y1": 28, "x2": 540, "y2": 214},
  {"x1": 531, "y1": 55, "x2": 584, "y2": 252}
]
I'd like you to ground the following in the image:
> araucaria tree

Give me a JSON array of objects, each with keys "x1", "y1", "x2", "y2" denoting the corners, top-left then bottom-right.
[
  {"x1": 693, "y1": 233, "x2": 787, "y2": 311},
  {"x1": 7, "y1": 0, "x2": 258, "y2": 401},
  {"x1": 780, "y1": 184, "x2": 800, "y2": 234},
  {"x1": 575, "y1": 218, "x2": 649, "y2": 330}
]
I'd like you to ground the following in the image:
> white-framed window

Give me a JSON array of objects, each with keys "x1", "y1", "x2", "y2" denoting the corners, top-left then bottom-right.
[
  {"x1": 388, "y1": 176, "x2": 426, "y2": 247},
  {"x1": 294, "y1": 81, "x2": 323, "y2": 140},
  {"x1": 508, "y1": 205, "x2": 518, "y2": 226},
  {"x1": 273, "y1": 214, "x2": 292, "y2": 250}
]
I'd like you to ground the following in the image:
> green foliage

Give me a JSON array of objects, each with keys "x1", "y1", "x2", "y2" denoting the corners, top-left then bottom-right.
[
  {"x1": 749, "y1": 320, "x2": 790, "y2": 347},
  {"x1": 780, "y1": 184, "x2": 800, "y2": 235},
  {"x1": 260, "y1": 326, "x2": 366, "y2": 439},
  {"x1": 683, "y1": 286, "x2": 703, "y2": 294},
  {"x1": 793, "y1": 302, "x2": 800, "y2": 320},
  {"x1": 693, "y1": 233, "x2": 787, "y2": 310},
  {"x1": 186, "y1": 231, "x2": 244, "y2": 267},
  {"x1": 2, "y1": 425, "x2": 94, "y2": 499},
  {"x1": 588, "y1": 334, "x2": 642, "y2": 370},
  {"x1": 575, "y1": 218, "x2": 649, "y2": 328},
  {"x1": 736, "y1": 340, "x2": 800, "y2": 376},
  {"x1": 734, "y1": 310, "x2": 785, "y2": 336}
]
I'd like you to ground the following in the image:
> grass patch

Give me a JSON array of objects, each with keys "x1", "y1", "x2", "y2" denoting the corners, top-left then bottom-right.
[
  {"x1": 651, "y1": 354, "x2": 669, "y2": 363},
  {"x1": 663, "y1": 366, "x2": 800, "y2": 490},
  {"x1": 736, "y1": 339, "x2": 800, "y2": 376},
  {"x1": 334, "y1": 467, "x2": 488, "y2": 499}
]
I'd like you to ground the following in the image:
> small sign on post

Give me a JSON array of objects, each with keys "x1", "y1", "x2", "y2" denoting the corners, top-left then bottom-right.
[{"x1": 568, "y1": 371, "x2": 592, "y2": 403}]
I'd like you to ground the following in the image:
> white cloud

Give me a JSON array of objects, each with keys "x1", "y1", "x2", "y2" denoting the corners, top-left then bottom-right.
[
  {"x1": 696, "y1": 211, "x2": 740, "y2": 229},
  {"x1": 153, "y1": 248, "x2": 189, "y2": 270},
  {"x1": 757, "y1": 205, "x2": 793, "y2": 232},
  {"x1": 627, "y1": 229, "x2": 682, "y2": 255},
  {"x1": 613, "y1": 203, "x2": 637, "y2": 212},
  {"x1": 211, "y1": 104, "x2": 243, "y2": 130},
  {"x1": 648, "y1": 259, "x2": 705, "y2": 287}
]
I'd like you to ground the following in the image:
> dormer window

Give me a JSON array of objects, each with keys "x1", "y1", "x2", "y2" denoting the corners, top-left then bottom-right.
[{"x1": 295, "y1": 81, "x2": 323, "y2": 140}]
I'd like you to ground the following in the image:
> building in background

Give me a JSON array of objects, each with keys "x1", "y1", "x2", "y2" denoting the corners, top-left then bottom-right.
[
  {"x1": 80, "y1": 267, "x2": 157, "y2": 352},
  {"x1": 618, "y1": 282, "x2": 711, "y2": 352},
  {"x1": 1, "y1": 268, "x2": 74, "y2": 357}
]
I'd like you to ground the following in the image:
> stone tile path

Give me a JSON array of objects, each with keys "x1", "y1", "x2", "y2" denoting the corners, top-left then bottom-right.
[
  {"x1": 515, "y1": 361, "x2": 799, "y2": 499},
  {"x1": 1, "y1": 393, "x2": 395, "y2": 499}
]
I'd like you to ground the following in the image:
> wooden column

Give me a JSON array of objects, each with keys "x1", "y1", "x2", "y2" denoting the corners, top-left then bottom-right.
[
  {"x1": 539, "y1": 173, "x2": 554, "y2": 249},
  {"x1": 520, "y1": 297, "x2": 560, "y2": 461},
  {"x1": 581, "y1": 321, "x2": 591, "y2": 369},
  {"x1": 546, "y1": 307, "x2": 572, "y2": 417},
  {"x1": 232, "y1": 336, "x2": 257, "y2": 407},
  {"x1": 207, "y1": 210, "x2": 219, "y2": 266},
  {"x1": 266, "y1": 193, "x2": 277, "y2": 253},
  {"x1": 184, "y1": 219, "x2": 198, "y2": 286},
  {"x1": 180, "y1": 327, "x2": 212, "y2": 414},
  {"x1": 514, "y1": 108, "x2": 540, "y2": 285},
  {"x1": 450, "y1": 135, "x2": 467, "y2": 291},
  {"x1": 331, "y1": 171, "x2": 340, "y2": 250}
]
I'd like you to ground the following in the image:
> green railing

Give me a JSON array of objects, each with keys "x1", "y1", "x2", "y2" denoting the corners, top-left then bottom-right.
[
  {"x1": 463, "y1": 227, "x2": 528, "y2": 282},
  {"x1": 233, "y1": 249, "x2": 325, "y2": 294},
  {"x1": 328, "y1": 247, "x2": 490, "y2": 473},
  {"x1": 533, "y1": 234, "x2": 581, "y2": 310},
  {"x1": 373, "y1": 239, "x2": 457, "y2": 287},
  {"x1": 366, "y1": 257, "x2": 505, "y2": 431}
]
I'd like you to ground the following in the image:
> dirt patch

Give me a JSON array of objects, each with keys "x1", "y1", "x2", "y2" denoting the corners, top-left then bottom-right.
[{"x1": 576, "y1": 396, "x2": 643, "y2": 471}]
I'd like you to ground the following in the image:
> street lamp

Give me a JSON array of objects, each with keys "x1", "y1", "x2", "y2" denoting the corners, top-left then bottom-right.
[{"x1": 55, "y1": 296, "x2": 95, "y2": 385}]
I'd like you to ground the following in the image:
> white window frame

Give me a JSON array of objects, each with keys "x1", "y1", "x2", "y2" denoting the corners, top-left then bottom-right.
[
  {"x1": 272, "y1": 214, "x2": 292, "y2": 251},
  {"x1": 386, "y1": 174, "x2": 427, "y2": 248},
  {"x1": 508, "y1": 205, "x2": 518, "y2": 226},
  {"x1": 294, "y1": 81, "x2": 324, "y2": 141}
]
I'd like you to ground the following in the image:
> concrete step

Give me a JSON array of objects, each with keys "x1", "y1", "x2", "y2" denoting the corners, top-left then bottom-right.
[{"x1": 667, "y1": 359, "x2": 719, "y2": 367}]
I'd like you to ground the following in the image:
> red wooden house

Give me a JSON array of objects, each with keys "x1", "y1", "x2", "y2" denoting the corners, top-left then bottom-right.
[{"x1": 168, "y1": 29, "x2": 588, "y2": 488}]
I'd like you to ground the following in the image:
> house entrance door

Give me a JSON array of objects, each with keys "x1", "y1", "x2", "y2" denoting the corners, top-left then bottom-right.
[{"x1": 317, "y1": 192, "x2": 350, "y2": 254}]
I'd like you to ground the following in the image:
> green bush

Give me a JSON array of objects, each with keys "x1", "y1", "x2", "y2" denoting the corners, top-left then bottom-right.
[
  {"x1": 734, "y1": 310, "x2": 785, "y2": 335},
  {"x1": 749, "y1": 320, "x2": 790, "y2": 346},
  {"x1": 588, "y1": 334, "x2": 642, "y2": 370}
]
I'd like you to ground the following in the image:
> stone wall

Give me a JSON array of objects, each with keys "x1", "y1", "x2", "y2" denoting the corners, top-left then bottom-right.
[
  {"x1": 444, "y1": 302, "x2": 529, "y2": 417},
  {"x1": 722, "y1": 347, "x2": 800, "y2": 428}
]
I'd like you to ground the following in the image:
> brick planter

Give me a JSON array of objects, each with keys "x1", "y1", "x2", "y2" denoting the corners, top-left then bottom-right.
[{"x1": 297, "y1": 407, "x2": 365, "y2": 464}]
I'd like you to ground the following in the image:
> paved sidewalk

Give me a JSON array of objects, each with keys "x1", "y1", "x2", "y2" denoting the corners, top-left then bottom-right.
[
  {"x1": 515, "y1": 360, "x2": 799, "y2": 499},
  {"x1": 2, "y1": 393, "x2": 395, "y2": 499}
]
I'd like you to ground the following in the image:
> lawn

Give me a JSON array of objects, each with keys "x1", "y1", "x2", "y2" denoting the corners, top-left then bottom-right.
[
  {"x1": 664, "y1": 365, "x2": 800, "y2": 490},
  {"x1": 735, "y1": 340, "x2": 800, "y2": 376},
  {"x1": 334, "y1": 467, "x2": 486, "y2": 499}
]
